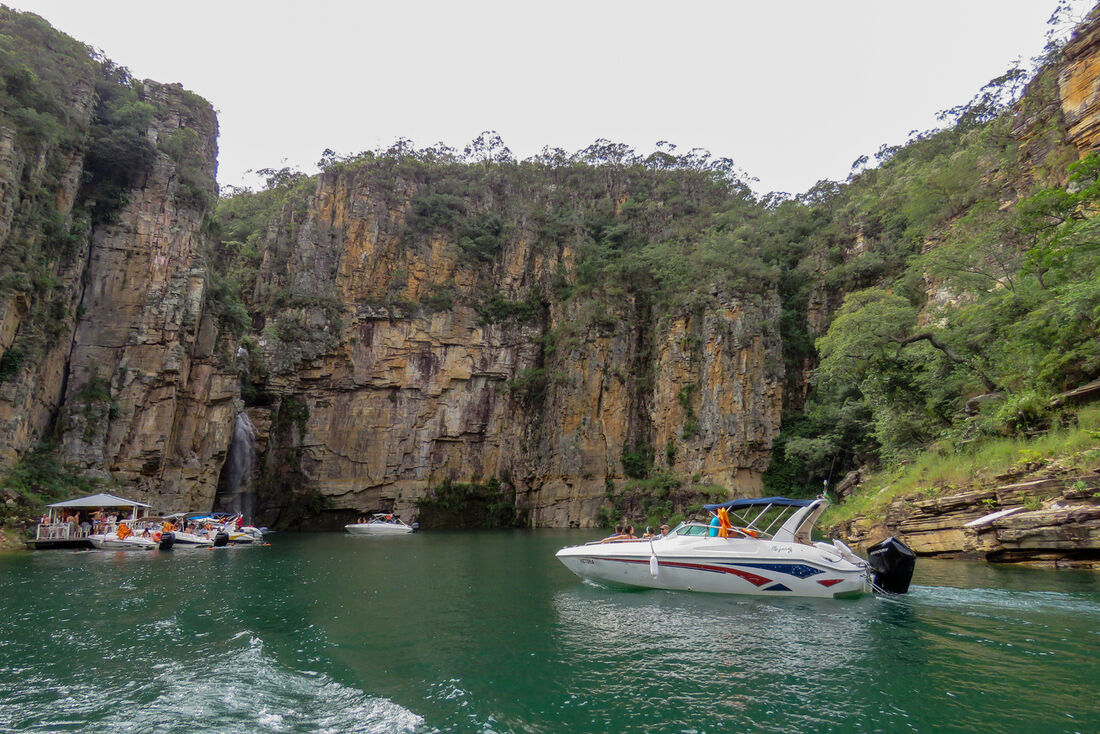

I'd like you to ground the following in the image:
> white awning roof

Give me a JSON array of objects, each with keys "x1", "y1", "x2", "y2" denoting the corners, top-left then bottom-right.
[{"x1": 47, "y1": 492, "x2": 151, "y2": 509}]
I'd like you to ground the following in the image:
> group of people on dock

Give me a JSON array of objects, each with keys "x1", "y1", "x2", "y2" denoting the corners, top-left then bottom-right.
[
  {"x1": 38, "y1": 509, "x2": 123, "y2": 536},
  {"x1": 600, "y1": 523, "x2": 671, "y2": 543}
]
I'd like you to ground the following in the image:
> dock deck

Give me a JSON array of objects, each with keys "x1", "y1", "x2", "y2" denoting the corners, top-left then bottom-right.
[{"x1": 27, "y1": 524, "x2": 92, "y2": 550}]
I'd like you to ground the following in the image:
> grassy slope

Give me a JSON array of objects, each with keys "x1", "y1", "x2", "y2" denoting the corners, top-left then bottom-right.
[{"x1": 823, "y1": 403, "x2": 1100, "y2": 529}]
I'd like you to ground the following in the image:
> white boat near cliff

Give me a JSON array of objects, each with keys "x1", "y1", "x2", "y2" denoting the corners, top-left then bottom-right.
[
  {"x1": 345, "y1": 514, "x2": 416, "y2": 535},
  {"x1": 555, "y1": 496, "x2": 915, "y2": 599}
]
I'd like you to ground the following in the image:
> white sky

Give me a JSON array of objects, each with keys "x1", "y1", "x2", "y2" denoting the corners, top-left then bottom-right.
[{"x1": 14, "y1": 0, "x2": 1095, "y2": 196}]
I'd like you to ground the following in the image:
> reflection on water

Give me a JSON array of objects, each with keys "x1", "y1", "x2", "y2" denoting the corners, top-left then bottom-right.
[
  {"x1": 551, "y1": 587, "x2": 879, "y2": 732},
  {"x1": 0, "y1": 534, "x2": 1097, "y2": 733}
]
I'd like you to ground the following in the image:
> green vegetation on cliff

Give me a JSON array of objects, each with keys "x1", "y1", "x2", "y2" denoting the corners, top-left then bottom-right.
[
  {"x1": 3, "y1": 5, "x2": 1098, "y2": 531},
  {"x1": 0, "y1": 8, "x2": 218, "y2": 527},
  {"x1": 211, "y1": 21, "x2": 1100, "y2": 523},
  {"x1": 0, "y1": 443, "x2": 104, "y2": 535},
  {"x1": 216, "y1": 138, "x2": 771, "y2": 329},
  {"x1": 762, "y1": 42, "x2": 1100, "y2": 499},
  {"x1": 824, "y1": 403, "x2": 1100, "y2": 529},
  {"x1": 0, "y1": 8, "x2": 214, "y2": 379}
]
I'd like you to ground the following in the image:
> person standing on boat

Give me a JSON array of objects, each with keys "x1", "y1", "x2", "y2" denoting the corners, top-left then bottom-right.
[
  {"x1": 658, "y1": 524, "x2": 670, "y2": 538},
  {"x1": 708, "y1": 510, "x2": 721, "y2": 537}
]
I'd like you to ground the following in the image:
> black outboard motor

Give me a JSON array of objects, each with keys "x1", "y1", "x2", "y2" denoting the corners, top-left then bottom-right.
[
  {"x1": 213, "y1": 531, "x2": 230, "y2": 547},
  {"x1": 158, "y1": 531, "x2": 175, "y2": 550},
  {"x1": 867, "y1": 536, "x2": 917, "y2": 594}
]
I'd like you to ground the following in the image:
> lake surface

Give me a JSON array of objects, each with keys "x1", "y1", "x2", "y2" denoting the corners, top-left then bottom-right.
[{"x1": 1, "y1": 530, "x2": 1097, "y2": 733}]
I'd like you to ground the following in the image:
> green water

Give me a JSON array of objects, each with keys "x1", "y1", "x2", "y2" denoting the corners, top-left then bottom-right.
[{"x1": 0, "y1": 530, "x2": 1097, "y2": 733}]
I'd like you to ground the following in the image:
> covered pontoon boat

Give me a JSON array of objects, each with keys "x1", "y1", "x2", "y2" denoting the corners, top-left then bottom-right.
[{"x1": 30, "y1": 493, "x2": 152, "y2": 550}]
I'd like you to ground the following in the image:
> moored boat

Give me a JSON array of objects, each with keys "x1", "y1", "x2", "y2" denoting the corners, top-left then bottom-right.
[
  {"x1": 88, "y1": 522, "x2": 158, "y2": 551},
  {"x1": 166, "y1": 512, "x2": 264, "y2": 546},
  {"x1": 170, "y1": 529, "x2": 215, "y2": 548},
  {"x1": 555, "y1": 496, "x2": 915, "y2": 598}
]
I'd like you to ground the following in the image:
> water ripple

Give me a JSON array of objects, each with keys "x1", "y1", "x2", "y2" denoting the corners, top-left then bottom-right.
[{"x1": 2, "y1": 535, "x2": 1098, "y2": 733}]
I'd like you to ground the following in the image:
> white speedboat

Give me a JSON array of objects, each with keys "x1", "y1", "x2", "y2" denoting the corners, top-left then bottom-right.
[
  {"x1": 225, "y1": 528, "x2": 256, "y2": 544},
  {"x1": 556, "y1": 497, "x2": 915, "y2": 598},
  {"x1": 88, "y1": 526, "x2": 158, "y2": 551},
  {"x1": 345, "y1": 514, "x2": 416, "y2": 535},
  {"x1": 171, "y1": 513, "x2": 259, "y2": 545},
  {"x1": 170, "y1": 530, "x2": 215, "y2": 548}
]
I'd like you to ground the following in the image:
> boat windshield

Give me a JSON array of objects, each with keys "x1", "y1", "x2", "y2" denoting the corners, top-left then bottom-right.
[
  {"x1": 672, "y1": 523, "x2": 711, "y2": 537},
  {"x1": 670, "y1": 523, "x2": 771, "y2": 539},
  {"x1": 669, "y1": 503, "x2": 808, "y2": 541}
]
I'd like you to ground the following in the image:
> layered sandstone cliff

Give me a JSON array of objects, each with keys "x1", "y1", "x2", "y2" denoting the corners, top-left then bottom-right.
[
  {"x1": 834, "y1": 473, "x2": 1100, "y2": 567},
  {"x1": 1060, "y1": 9, "x2": 1100, "y2": 153},
  {"x1": 55, "y1": 82, "x2": 236, "y2": 511},
  {"x1": 0, "y1": 10, "x2": 232, "y2": 514},
  {"x1": 0, "y1": 20, "x2": 96, "y2": 471},
  {"x1": 4, "y1": 6, "x2": 1100, "y2": 546},
  {"x1": 238, "y1": 165, "x2": 783, "y2": 528}
]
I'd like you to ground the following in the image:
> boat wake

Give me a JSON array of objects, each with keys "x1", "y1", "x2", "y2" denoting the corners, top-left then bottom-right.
[
  {"x1": 5, "y1": 630, "x2": 423, "y2": 734},
  {"x1": 902, "y1": 584, "x2": 1100, "y2": 617}
]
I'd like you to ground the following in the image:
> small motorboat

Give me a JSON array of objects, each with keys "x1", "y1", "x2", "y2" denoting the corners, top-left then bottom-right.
[
  {"x1": 157, "y1": 514, "x2": 217, "y2": 547},
  {"x1": 555, "y1": 496, "x2": 915, "y2": 598},
  {"x1": 224, "y1": 528, "x2": 255, "y2": 544},
  {"x1": 168, "y1": 513, "x2": 263, "y2": 546},
  {"x1": 170, "y1": 530, "x2": 215, "y2": 548},
  {"x1": 345, "y1": 513, "x2": 416, "y2": 535},
  {"x1": 88, "y1": 522, "x2": 158, "y2": 551}
]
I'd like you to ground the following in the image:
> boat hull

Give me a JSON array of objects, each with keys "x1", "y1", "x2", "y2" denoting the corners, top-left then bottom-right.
[
  {"x1": 345, "y1": 523, "x2": 413, "y2": 535},
  {"x1": 88, "y1": 535, "x2": 157, "y2": 551},
  {"x1": 171, "y1": 531, "x2": 214, "y2": 548},
  {"x1": 556, "y1": 537, "x2": 870, "y2": 598}
]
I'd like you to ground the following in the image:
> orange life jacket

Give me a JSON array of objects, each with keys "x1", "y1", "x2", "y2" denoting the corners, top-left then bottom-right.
[{"x1": 717, "y1": 508, "x2": 733, "y2": 538}]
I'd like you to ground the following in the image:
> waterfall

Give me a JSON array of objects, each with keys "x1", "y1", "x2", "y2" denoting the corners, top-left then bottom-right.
[{"x1": 224, "y1": 412, "x2": 257, "y2": 523}]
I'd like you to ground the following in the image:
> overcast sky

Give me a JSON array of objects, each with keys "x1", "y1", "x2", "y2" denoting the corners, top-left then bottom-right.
[{"x1": 15, "y1": 1, "x2": 1095, "y2": 195}]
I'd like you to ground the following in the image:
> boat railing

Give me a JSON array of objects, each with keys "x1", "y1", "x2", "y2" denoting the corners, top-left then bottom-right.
[{"x1": 34, "y1": 523, "x2": 91, "y2": 541}]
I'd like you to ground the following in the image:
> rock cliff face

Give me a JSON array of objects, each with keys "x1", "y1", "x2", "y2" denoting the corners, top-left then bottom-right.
[
  {"x1": 0, "y1": 11, "x2": 232, "y2": 513},
  {"x1": 4, "y1": 6, "x2": 1100, "y2": 544},
  {"x1": 1060, "y1": 11, "x2": 1100, "y2": 153},
  {"x1": 55, "y1": 82, "x2": 236, "y2": 511},
  {"x1": 240, "y1": 166, "x2": 783, "y2": 527},
  {"x1": 0, "y1": 21, "x2": 96, "y2": 471}
]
